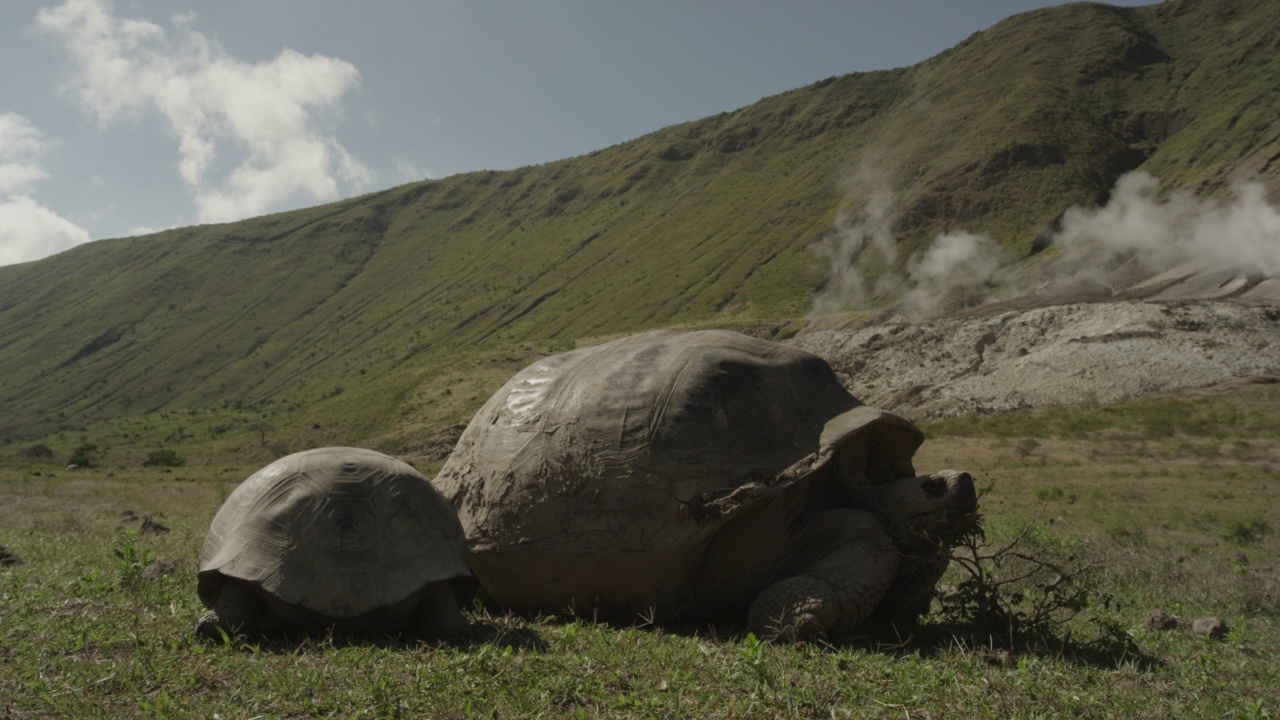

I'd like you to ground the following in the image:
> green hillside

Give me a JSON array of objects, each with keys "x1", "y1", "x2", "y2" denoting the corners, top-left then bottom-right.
[{"x1": 1, "y1": 0, "x2": 1278, "y2": 457}]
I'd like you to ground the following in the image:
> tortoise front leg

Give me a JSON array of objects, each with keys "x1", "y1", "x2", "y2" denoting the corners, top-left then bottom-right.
[
  {"x1": 407, "y1": 581, "x2": 471, "y2": 640},
  {"x1": 195, "y1": 581, "x2": 266, "y2": 641},
  {"x1": 746, "y1": 509, "x2": 899, "y2": 641}
]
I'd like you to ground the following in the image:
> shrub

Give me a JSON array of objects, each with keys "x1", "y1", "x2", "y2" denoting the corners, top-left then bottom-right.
[
  {"x1": 1033, "y1": 485, "x2": 1065, "y2": 501},
  {"x1": 939, "y1": 516, "x2": 1137, "y2": 658},
  {"x1": 114, "y1": 528, "x2": 154, "y2": 587},
  {"x1": 68, "y1": 443, "x2": 99, "y2": 467},
  {"x1": 1222, "y1": 513, "x2": 1271, "y2": 545},
  {"x1": 142, "y1": 449, "x2": 186, "y2": 468},
  {"x1": 19, "y1": 444, "x2": 55, "y2": 460}
]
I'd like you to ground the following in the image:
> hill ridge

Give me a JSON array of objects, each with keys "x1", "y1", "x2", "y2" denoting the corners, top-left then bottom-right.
[{"x1": 1, "y1": 0, "x2": 1278, "y2": 447}]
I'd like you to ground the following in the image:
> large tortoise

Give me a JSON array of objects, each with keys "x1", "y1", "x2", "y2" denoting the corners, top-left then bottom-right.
[
  {"x1": 435, "y1": 330, "x2": 977, "y2": 640},
  {"x1": 196, "y1": 447, "x2": 474, "y2": 640}
]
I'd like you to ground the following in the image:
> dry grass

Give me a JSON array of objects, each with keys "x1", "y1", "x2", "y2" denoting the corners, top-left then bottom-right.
[{"x1": 2, "y1": 389, "x2": 1279, "y2": 718}]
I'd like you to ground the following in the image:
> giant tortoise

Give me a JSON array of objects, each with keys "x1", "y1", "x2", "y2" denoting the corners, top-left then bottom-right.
[
  {"x1": 196, "y1": 447, "x2": 474, "y2": 640},
  {"x1": 435, "y1": 330, "x2": 977, "y2": 640}
]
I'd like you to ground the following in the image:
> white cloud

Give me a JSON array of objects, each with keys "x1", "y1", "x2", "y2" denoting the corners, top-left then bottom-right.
[
  {"x1": 0, "y1": 195, "x2": 92, "y2": 266},
  {"x1": 37, "y1": 0, "x2": 375, "y2": 224},
  {"x1": 393, "y1": 155, "x2": 430, "y2": 182},
  {"x1": 0, "y1": 113, "x2": 53, "y2": 194},
  {"x1": 0, "y1": 162, "x2": 50, "y2": 197},
  {"x1": 0, "y1": 112, "x2": 93, "y2": 266}
]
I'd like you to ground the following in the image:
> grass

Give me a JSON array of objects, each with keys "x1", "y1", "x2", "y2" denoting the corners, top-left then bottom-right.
[
  {"x1": 923, "y1": 380, "x2": 1280, "y2": 442},
  {"x1": 1, "y1": 0, "x2": 1279, "y2": 713},
  {"x1": 3, "y1": 388, "x2": 1278, "y2": 718}
]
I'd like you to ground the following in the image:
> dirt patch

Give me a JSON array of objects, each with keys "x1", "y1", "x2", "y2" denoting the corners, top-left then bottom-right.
[{"x1": 790, "y1": 300, "x2": 1280, "y2": 419}]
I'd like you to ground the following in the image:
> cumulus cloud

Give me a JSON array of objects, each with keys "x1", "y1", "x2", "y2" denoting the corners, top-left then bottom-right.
[
  {"x1": 37, "y1": 0, "x2": 375, "y2": 224},
  {"x1": 0, "y1": 113, "x2": 53, "y2": 194},
  {"x1": 0, "y1": 195, "x2": 92, "y2": 266},
  {"x1": 0, "y1": 112, "x2": 93, "y2": 266},
  {"x1": 393, "y1": 155, "x2": 432, "y2": 182}
]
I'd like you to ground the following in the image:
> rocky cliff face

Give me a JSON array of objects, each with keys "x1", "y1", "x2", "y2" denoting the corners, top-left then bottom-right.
[{"x1": 790, "y1": 299, "x2": 1280, "y2": 420}]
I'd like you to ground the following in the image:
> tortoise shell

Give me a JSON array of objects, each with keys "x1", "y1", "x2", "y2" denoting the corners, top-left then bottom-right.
[
  {"x1": 198, "y1": 447, "x2": 471, "y2": 619},
  {"x1": 435, "y1": 330, "x2": 923, "y2": 610}
]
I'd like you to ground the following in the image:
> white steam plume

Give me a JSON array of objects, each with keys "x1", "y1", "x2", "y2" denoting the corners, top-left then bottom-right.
[
  {"x1": 811, "y1": 169, "x2": 1280, "y2": 318},
  {"x1": 1052, "y1": 171, "x2": 1280, "y2": 278},
  {"x1": 899, "y1": 231, "x2": 1005, "y2": 317},
  {"x1": 809, "y1": 163, "x2": 1006, "y2": 318},
  {"x1": 810, "y1": 166, "x2": 898, "y2": 315}
]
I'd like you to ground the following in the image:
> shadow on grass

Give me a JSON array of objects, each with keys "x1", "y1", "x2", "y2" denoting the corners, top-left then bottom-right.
[
  {"x1": 837, "y1": 619, "x2": 1163, "y2": 671},
  {"x1": 199, "y1": 601, "x2": 1156, "y2": 671},
  {"x1": 197, "y1": 616, "x2": 549, "y2": 655},
  {"x1": 493, "y1": 605, "x2": 1162, "y2": 672}
]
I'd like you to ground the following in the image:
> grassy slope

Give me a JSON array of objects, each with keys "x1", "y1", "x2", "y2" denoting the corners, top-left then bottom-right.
[{"x1": 1, "y1": 0, "x2": 1278, "y2": 452}]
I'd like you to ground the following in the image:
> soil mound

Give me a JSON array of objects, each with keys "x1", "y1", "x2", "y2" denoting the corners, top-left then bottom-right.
[{"x1": 790, "y1": 300, "x2": 1280, "y2": 419}]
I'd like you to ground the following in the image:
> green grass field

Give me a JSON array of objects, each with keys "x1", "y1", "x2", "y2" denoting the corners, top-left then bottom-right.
[
  {"x1": 3, "y1": 0, "x2": 1279, "y2": 714},
  {"x1": 2, "y1": 386, "x2": 1276, "y2": 719}
]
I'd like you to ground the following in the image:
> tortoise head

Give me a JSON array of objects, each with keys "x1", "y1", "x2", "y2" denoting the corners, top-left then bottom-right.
[{"x1": 848, "y1": 470, "x2": 978, "y2": 551}]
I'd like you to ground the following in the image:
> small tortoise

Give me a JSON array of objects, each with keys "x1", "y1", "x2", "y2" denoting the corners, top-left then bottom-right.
[
  {"x1": 435, "y1": 329, "x2": 977, "y2": 640},
  {"x1": 196, "y1": 447, "x2": 474, "y2": 640}
]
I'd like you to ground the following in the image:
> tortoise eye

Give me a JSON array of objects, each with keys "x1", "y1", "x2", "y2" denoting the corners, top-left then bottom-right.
[{"x1": 921, "y1": 477, "x2": 946, "y2": 499}]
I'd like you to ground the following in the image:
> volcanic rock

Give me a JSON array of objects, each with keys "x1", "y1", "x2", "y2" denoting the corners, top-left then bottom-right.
[{"x1": 791, "y1": 300, "x2": 1280, "y2": 419}]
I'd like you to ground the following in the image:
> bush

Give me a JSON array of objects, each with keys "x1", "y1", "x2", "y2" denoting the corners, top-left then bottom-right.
[
  {"x1": 1222, "y1": 513, "x2": 1271, "y2": 545},
  {"x1": 1033, "y1": 484, "x2": 1065, "y2": 501},
  {"x1": 68, "y1": 443, "x2": 98, "y2": 468},
  {"x1": 142, "y1": 449, "x2": 186, "y2": 468},
  {"x1": 19, "y1": 444, "x2": 55, "y2": 460},
  {"x1": 939, "y1": 516, "x2": 1137, "y2": 658}
]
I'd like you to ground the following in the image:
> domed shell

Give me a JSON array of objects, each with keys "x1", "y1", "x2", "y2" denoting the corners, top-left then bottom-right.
[
  {"x1": 435, "y1": 330, "x2": 923, "y2": 607},
  {"x1": 198, "y1": 447, "x2": 471, "y2": 619}
]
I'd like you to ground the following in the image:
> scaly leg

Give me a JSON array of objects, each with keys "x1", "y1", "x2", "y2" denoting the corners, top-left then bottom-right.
[
  {"x1": 195, "y1": 581, "x2": 265, "y2": 641},
  {"x1": 407, "y1": 581, "x2": 470, "y2": 640},
  {"x1": 747, "y1": 509, "x2": 898, "y2": 641}
]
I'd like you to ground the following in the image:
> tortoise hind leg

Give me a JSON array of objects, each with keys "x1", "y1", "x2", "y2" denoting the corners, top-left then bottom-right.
[
  {"x1": 196, "y1": 582, "x2": 267, "y2": 641},
  {"x1": 407, "y1": 581, "x2": 471, "y2": 640},
  {"x1": 747, "y1": 509, "x2": 899, "y2": 642}
]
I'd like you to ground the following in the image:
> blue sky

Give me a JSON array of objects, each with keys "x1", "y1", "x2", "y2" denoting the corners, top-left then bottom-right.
[{"x1": 0, "y1": 0, "x2": 1156, "y2": 266}]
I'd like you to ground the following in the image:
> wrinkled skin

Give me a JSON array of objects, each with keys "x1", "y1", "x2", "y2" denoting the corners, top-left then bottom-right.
[{"x1": 698, "y1": 470, "x2": 977, "y2": 641}]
